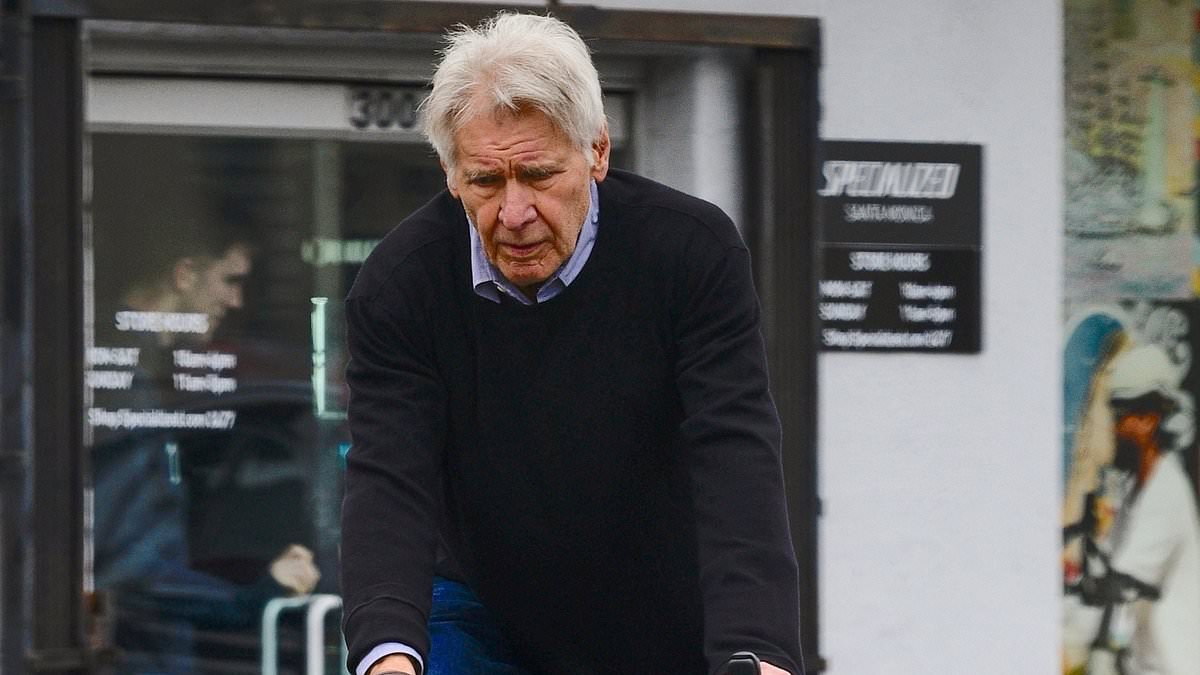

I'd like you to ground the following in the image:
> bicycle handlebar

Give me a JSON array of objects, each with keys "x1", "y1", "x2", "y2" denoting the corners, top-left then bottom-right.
[{"x1": 720, "y1": 651, "x2": 761, "y2": 675}]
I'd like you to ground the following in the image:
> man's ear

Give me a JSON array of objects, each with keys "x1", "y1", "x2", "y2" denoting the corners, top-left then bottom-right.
[
  {"x1": 590, "y1": 126, "x2": 611, "y2": 183},
  {"x1": 442, "y1": 161, "x2": 460, "y2": 199}
]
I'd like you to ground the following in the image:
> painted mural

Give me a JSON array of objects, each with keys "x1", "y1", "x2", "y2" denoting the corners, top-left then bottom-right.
[
  {"x1": 1194, "y1": 0, "x2": 1200, "y2": 294},
  {"x1": 1062, "y1": 301, "x2": 1200, "y2": 674},
  {"x1": 1064, "y1": 0, "x2": 1196, "y2": 301},
  {"x1": 1063, "y1": 0, "x2": 1200, "y2": 670}
]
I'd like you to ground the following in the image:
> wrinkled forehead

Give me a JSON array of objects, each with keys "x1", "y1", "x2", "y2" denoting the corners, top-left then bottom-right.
[{"x1": 450, "y1": 106, "x2": 574, "y2": 162}]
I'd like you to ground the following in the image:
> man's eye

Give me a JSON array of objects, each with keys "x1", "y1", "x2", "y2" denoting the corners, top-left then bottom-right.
[{"x1": 523, "y1": 169, "x2": 555, "y2": 182}]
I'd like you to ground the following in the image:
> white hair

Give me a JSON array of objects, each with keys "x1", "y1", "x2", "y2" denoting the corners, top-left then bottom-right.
[{"x1": 420, "y1": 12, "x2": 606, "y2": 168}]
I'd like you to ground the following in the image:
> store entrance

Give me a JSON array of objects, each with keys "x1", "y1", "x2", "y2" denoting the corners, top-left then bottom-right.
[
  {"x1": 8, "y1": 6, "x2": 821, "y2": 672},
  {"x1": 0, "y1": 7, "x2": 829, "y2": 671}
]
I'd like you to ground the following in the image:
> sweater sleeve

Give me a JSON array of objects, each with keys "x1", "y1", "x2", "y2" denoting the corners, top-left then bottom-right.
[
  {"x1": 672, "y1": 233, "x2": 805, "y2": 675},
  {"x1": 340, "y1": 288, "x2": 446, "y2": 673}
]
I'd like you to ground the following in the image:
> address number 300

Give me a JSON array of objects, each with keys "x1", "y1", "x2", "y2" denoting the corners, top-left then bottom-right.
[{"x1": 348, "y1": 88, "x2": 421, "y2": 131}]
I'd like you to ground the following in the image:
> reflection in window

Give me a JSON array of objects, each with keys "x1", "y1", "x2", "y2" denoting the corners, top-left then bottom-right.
[{"x1": 86, "y1": 133, "x2": 444, "y2": 673}]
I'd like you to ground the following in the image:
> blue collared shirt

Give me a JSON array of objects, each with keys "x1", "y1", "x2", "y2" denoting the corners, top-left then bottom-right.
[
  {"x1": 356, "y1": 179, "x2": 600, "y2": 675},
  {"x1": 469, "y1": 179, "x2": 599, "y2": 304}
]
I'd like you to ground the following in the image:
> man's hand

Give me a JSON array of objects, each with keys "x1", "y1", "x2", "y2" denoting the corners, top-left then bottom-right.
[
  {"x1": 269, "y1": 544, "x2": 320, "y2": 595},
  {"x1": 368, "y1": 654, "x2": 419, "y2": 675},
  {"x1": 761, "y1": 662, "x2": 791, "y2": 675}
]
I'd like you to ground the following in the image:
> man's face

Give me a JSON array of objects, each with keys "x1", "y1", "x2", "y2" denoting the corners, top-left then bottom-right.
[
  {"x1": 178, "y1": 244, "x2": 251, "y2": 333},
  {"x1": 446, "y1": 108, "x2": 609, "y2": 294}
]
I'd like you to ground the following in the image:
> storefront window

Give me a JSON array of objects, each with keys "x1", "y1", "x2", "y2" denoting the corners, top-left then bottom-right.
[
  {"x1": 84, "y1": 85, "x2": 631, "y2": 672},
  {"x1": 84, "y1": 131, "x2": 444, "y2": 672}
]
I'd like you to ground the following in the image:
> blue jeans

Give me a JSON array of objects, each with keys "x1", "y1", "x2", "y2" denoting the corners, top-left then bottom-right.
[{"x1": 428, "y1": 577, "x2": 534, "y2": 675}]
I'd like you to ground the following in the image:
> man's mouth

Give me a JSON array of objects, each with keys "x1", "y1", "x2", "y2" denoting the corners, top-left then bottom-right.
[{"x1": 502, "y1": 242, "x2": 543, "y2": 259}]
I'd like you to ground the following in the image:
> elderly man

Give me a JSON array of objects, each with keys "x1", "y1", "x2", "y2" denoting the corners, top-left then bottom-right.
[{"x1": 341, "y1": 12, "x2": 803, "y2": 675}]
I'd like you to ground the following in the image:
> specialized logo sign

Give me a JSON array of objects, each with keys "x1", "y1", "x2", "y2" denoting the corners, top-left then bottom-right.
[
  {"x1": 818, "y1": 141, "x2": 982, "y2": 353},
  {"x1": 818, "y1": 161, "x2": 961, "y2": 200}
]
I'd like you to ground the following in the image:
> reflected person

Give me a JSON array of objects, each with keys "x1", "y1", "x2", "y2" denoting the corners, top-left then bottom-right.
[
  {"x1": 91, "y1": 227, "x2": 319, "y2": 674},
  {"x1": 341, "y1": 12, "x2": 804, "y2": 675}
]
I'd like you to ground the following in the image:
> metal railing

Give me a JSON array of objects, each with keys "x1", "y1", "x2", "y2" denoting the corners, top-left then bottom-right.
[{"x1": 261, "y1": 594, "x2": 347, "y2": 675}]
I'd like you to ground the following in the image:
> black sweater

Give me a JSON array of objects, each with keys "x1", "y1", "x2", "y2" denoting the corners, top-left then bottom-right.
[{"x1": 341, "y1": 170, "x2": 803, "y2": 675}]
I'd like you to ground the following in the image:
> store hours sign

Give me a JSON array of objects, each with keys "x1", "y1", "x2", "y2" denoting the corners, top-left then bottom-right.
[{"x1": 818, "y1": 141, "x2": 982, "y2": 353}]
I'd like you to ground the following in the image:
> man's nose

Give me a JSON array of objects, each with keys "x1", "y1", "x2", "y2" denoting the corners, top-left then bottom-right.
[{"x1": 498, "y1": 183, "x2": 536, "y2": 229}]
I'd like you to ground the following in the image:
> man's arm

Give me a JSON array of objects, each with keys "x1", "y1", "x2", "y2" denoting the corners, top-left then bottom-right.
[
  {"x1": 671, "y1": 229, "x2": 804, "y2": 675},
  {"x1": 341, "y1": 292, "x2": 447, "y2": 673}
]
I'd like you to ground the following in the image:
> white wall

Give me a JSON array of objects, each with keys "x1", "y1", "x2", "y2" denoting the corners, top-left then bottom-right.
[{"x1": 562, "y1": 1, "x2": 1063, "y2": 673}]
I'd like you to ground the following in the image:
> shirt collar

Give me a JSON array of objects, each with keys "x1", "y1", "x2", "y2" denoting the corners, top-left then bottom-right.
[{"x1": 468, "y1": 179, "x2": 600, "y2": 304}]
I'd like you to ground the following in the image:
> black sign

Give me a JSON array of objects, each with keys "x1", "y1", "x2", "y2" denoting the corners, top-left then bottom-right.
[{"x1": 818, "y1": 141, "x2": 982, "y2": 353}]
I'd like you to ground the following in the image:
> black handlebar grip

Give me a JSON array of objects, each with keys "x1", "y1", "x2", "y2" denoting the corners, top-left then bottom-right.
[{"x1": 722, "y1": 651, "x2": 761, "y2": 675}]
